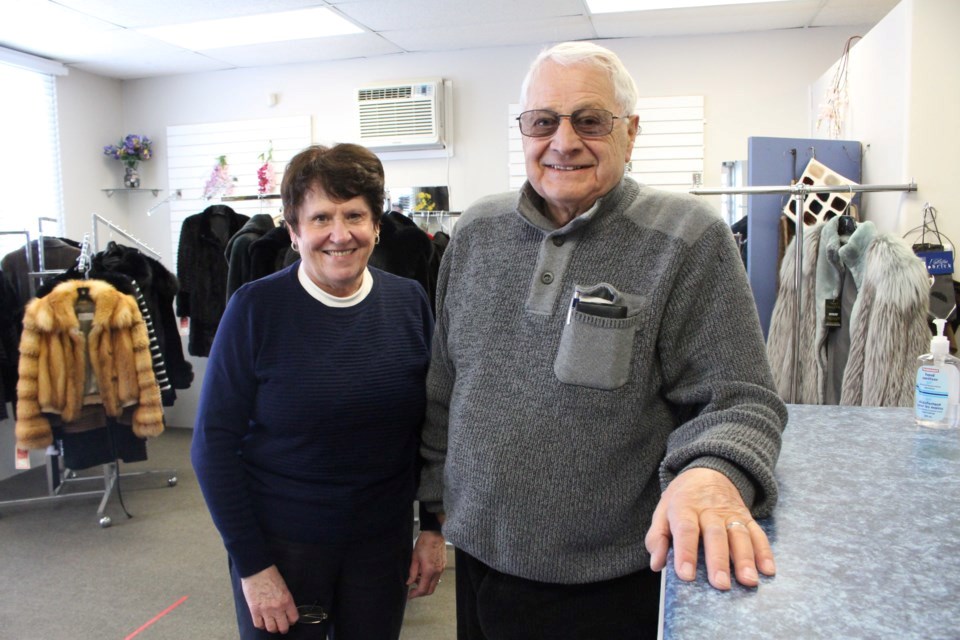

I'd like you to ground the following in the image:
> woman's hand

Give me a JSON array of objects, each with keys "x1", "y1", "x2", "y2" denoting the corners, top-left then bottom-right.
[
  {"x1": 407, "y1": 530, "x2": 447, "y2": 599},
  {"x1": 241, "y1": 564, "x2": 299, "y2": 633}
]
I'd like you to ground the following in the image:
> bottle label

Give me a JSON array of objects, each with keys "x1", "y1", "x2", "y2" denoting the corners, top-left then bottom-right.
[{"x1": 916, "y1": 366, "x2": 950, "y2": 421}]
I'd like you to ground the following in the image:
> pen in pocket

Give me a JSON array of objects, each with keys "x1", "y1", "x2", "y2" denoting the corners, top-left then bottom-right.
[{"x1": 565, "y1": 290, "x2": 581, "y2": 325}]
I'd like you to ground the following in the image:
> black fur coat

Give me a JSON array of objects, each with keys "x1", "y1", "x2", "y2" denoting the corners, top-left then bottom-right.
[{"x1": 176, "y1": 205, "x2": 249, "y2": 357}]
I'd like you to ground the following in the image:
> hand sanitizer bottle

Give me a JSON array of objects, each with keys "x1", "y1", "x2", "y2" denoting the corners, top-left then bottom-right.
[{"x1": 915, "y1": 318, "x2": 960, "y2": 428}]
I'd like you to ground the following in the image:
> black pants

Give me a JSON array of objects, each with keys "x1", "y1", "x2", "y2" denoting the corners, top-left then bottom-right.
[
  {"x1": 229, "y1": 518, "x2": 412, "y2": 640},
  {"x1": 455, "y1": 548, "x2": 661, "y2": 640}
]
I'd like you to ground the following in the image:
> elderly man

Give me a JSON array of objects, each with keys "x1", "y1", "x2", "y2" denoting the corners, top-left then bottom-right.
[{"x1": 419, "y1": 41, "x2": 787, "y2": 639}]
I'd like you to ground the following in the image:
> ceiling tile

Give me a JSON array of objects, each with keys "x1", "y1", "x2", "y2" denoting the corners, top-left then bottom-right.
[
  {"x1": 334, "y1": 0, "x2": 588, "y2": 32},
  {"x1": 808, "y1": 0, "x2": 900, "y2": 28},
  {"x1": 52, "y1": 0, "x2": 326, "y2": 28},
  {"x1": 207, "y1": 33, "x2": 403, "y2": 67},
  {"x1": 380, "y1": 15, "x2": 594, "y2": 52},
  {"x1": 0, "y1": 0, "x2": 903, "y2": 80},
  {"x1": 592, "y1": 3, "x2": 817, "y2": 38},
  {"x1": 0, "y1": 1, "x2": 118, "y2": 60},
  {"x1": 71, "y1": 50, "x2": 234, "y2": 80}
]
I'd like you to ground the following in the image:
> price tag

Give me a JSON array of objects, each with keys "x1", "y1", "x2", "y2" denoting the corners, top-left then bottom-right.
[
  {"x1": 15, "y1": 448, "x2": 31, "y2": 470},
  {"x1": 824, "y1": 298, "x2": 842, "y2": 328}
]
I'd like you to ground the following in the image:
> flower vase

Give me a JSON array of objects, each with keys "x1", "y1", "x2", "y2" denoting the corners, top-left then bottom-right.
[{"x1": 123, "y1": 165, "x2": 141, "y2": 189}]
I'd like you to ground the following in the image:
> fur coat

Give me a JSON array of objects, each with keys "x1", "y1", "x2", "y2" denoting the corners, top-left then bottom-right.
[
  {"x1": 92, "y1": 242, "x2": 193, "y2": 390},
  {"x1": 225, "y1": 213, "x2": 276, "y2": 301},
  {"x1": 768, "y1": 217, "x2": 930, "y2": 407},
  {"x1": 767, "y1": 224, "x2": 822, "y2": 403},
  {"x1": 369, "y1": 212, "x2": 437, "y2": 308},
  {"x1": 176, "y1": 205, "x2": 249, "y2": 357},
  {"x1": 15, "y1": 279, "x2": 164, "y2": 449}
]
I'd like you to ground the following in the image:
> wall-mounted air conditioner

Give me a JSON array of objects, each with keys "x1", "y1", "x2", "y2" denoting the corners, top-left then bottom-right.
[{"x1": 357, "y1": 79, "x2": 446, "y2": 152}]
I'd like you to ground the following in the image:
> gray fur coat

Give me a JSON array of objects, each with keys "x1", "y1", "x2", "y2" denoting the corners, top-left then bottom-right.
[
  {"x1": 767, "y1": 224, "x2": 821, "y2": 403},
  {"x1": 768, "y1": 217, "x2": 930, "y2": 406}
]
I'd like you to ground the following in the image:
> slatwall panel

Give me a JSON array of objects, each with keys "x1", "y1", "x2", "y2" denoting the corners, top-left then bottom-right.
[
  {"x1": 166, "y1": 116, "x2": 312, "y2": 265},
  {"x1": 632, "y1": 96, "x2": 704, "y2": 191},
  {"x1": 507, "y1": 104, "x2": 527, "y2": 190},
  {"x1": 507, "y1": 96, "x2": 704, "y2": 193}
]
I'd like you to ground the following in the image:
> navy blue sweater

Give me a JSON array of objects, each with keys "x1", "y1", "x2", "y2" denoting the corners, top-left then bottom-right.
[{"x1": 191, "y1": 263, "x2": 433, "y2": 578}]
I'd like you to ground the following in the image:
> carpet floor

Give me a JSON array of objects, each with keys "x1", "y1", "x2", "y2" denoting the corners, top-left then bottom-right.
[{"x1": 0, "y1": 427, "x2": 456, "y2": 639}]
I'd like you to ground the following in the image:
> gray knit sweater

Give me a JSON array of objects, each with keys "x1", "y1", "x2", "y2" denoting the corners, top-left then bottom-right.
[{"x1": 419, "y1": 177, "x2": 787, "y2": 584}]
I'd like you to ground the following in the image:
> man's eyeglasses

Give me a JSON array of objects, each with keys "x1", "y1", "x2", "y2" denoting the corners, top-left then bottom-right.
[
  {"x1": 516, "y1": 109, "x2": 626, "y2": 138},
  {"x1": 296, "y1": 604, "x2": 329, "y2": 625}
]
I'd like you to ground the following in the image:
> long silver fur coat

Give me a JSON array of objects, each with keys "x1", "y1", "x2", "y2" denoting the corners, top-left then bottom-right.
[{"x1": 768, "y1": 217, "x2": 930, "y2": 406}]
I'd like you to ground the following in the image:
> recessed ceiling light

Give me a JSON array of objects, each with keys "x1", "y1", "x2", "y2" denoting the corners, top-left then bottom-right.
[
  {"x1": 587, "y1": 0, "x2": 793, "y2": 13},
  {"x1": 138, "y1": 7, "x2": 362, "y2": 51}
]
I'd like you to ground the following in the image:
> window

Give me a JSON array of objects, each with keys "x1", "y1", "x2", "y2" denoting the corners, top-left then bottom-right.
[{"x1": 0, "y1": 50, "x2": 64, "y2": 258}]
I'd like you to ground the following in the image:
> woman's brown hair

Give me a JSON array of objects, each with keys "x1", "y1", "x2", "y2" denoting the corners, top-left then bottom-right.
[{"x1": 281, "y1": 144, "x2": 384, "y2": 231}]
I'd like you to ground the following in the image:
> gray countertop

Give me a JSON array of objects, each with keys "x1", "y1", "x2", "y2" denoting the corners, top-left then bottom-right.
[{"x1": 661, "y1": 404, "x2": 960, "y2": 639}]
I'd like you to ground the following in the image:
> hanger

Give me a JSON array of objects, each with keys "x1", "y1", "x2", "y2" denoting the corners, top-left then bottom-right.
[
  {"x1": 834, "y1": 201, "x2": 858, "y2": 245},
  {"x1": 837, "y1": 214, "x2": 857, "y2": 239},
  {"x1": 903, "y1": 203, "x2": 954, "y2": 252}
]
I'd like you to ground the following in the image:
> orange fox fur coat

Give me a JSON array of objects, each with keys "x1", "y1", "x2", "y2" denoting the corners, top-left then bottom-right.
[{"x1": 15, "y1": 279, "x2": 164, "y2": 449}]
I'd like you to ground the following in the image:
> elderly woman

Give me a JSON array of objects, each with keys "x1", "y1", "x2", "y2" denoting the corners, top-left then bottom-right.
[{"x1": 192, "y1": 143, "x2": 445, "y2": 639}]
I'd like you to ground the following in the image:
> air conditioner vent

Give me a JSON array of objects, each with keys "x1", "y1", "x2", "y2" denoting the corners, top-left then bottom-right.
[
  {"x1": 359, "y1": 86, "x2": 412, "y2": 101},
  {"x1": 357, "y1": 80, "x2": 446, "y2": 152}
]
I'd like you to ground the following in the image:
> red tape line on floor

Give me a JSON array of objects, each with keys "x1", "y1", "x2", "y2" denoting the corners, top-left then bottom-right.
[{"x1": 124, "y1": 595, "x2": 189, "y2": 639}]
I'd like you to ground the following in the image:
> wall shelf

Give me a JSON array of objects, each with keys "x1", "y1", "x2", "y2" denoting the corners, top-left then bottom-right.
[{"x1": 102, "y1": 188, "x2": 162, "y2": 197}]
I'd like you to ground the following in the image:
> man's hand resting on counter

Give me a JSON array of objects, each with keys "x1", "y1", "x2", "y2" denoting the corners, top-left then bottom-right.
[{"x1": 645, "y1": 467, "x2": 776, "y2": 590}]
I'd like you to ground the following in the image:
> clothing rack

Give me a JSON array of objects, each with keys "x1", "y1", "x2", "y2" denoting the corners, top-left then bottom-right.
[
  {"x1": 0, "y1": 230, "x2": 34, "y2": 296},
  {"x1": 0, "y1": 216, "x2": 177, "y2": 527},
  {"x1": 690, "y1": 181, "x2": 918, "y2": 401},
  {"x1": 221, "y1": 193, "x2": 282, "y2": 202},
  {"x1": 75, "y1": 233, "x2": 92, "y2": 276},
  {"x1": 408, "y1": 210, "x2": 460, "y2": 235},
  {"x1": 1, "y1": 220, "x2": 64, "y2": 298},
  {"x1": 92, "y1": 213, "x2": 162, "y2": 259},
  {"x1": 146, "y1": 189, "x2": 183, "y2": 217}
]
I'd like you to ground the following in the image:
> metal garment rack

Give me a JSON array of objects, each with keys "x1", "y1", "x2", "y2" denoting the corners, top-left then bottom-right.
[
  {"x1": 92, "y1": 213, "x2": 163, "y2": 259},
  {"x1": 0, "y1": 216, "x2": 177, "y2": 527},
  {"x1": 0, "y1": 230, "x2": 33, "y2": 295},
  {"x1": 408, "y1": 210, "x2": 460, "y2": 235},
  {"x1": 690, "y1": 181, "x2": 918, "y2": 401}
]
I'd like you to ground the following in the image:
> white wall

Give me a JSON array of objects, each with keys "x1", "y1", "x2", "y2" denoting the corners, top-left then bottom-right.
[
  {"x1": 906, "y1": 0, "x2": 960, "y2": 248},
  {"x1": 810, "y1": 0, "x2": 959, "y2": 253},
  {"x1": 810, "y1": 1, "x2": 911, "y2": 235},
  {"x1": 57, "y1": 70, "x2": 129, "y2": 241}
]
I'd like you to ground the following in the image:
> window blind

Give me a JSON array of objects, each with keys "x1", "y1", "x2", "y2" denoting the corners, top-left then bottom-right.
[{"x1": 0, "y1": 60, "x2": 63, "y2": 258}]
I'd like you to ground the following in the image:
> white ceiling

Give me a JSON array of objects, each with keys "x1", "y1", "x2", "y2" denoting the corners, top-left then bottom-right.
[{"x1": 1, "y1": 0, "x2": 900, "y2": 80}]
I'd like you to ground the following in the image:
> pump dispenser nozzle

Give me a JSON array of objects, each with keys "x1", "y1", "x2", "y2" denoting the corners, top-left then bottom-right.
[{"x1": 932, "y1": 318, "x2": 950, "y2": 358}]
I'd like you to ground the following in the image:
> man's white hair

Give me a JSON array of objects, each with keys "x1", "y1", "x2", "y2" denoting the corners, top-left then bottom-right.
[{"x1": 519, "y1": 41, "x2": 638, "y2": 115}]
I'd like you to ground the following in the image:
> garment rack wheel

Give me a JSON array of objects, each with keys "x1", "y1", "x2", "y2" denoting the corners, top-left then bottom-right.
[{"x1": 94, "y1": 469, "x2": 178, "y2": 528}]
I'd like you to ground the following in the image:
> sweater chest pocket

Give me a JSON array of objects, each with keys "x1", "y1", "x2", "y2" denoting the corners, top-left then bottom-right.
[{"x1": 554, "y1": 284, "x2": 646, "y2": 390}]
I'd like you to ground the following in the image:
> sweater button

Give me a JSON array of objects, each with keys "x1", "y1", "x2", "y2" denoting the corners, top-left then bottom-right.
[
  {"x1": 552, "y1": 236, "x2": 565, "y2": 247},
  {"x1": 541, "y1": 272, "x2": 554, "y2": 284}
]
